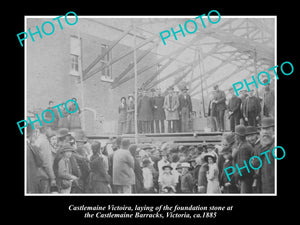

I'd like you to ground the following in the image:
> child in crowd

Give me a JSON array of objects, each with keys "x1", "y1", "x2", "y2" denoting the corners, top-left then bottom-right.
[
  {"x1": 57, "y1": 144, "x2": 79, "y2": 193},
  {"x1": 142, "y1": 159, "x2": 154, "y2": 193},
  {"x1": 179, "y1": 162, "x2": 194, "y2": 193},
  {"x1": 220, "y1": 147, "x2": 239, "y2": 193}
]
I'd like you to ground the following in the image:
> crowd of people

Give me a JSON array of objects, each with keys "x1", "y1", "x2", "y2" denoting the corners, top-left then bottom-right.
[{"x1": 26, "y1": 116, "x2": 275, "y2": 194}]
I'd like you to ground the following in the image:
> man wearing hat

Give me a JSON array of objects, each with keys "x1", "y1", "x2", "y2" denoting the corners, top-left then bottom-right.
[
  {"x1": 228, "y1": 87, "x2": 242, "y2": 132},
  {"x1": 164, "y1": 87, "x2": 180, "y2": 133},
  {"x1": 212, "y1": 84, "x2": 226, "y2": 132},
  {"x1": 152, "y1": 88, "x2": 166, "y2": 133},
  {"x1": 257, "y1": 117, "x2": 275, "y2": 193},
  {"x1": 178, "y1": 162, "x2": 194, "y2": 193},
  {"x1": 233, "y1": 125, "x2": 254, "y2": 193},
  {"x1": 178, "y1": 86, "x2": 193, "y2": 132},
  {"x1": 245, "y1": 126, "x2": 260, "y2": 149},
  {"x1": 137, "y1": 89, "x2": 153, "y2": 133}
]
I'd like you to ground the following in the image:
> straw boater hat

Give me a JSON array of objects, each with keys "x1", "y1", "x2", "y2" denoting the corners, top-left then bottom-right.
[
  {"x1": 162, "y1": 164, "x2": 173, "y2": 170},
  {"x1": 177, "y1": 162, "x2": 190, "y2": 169}
]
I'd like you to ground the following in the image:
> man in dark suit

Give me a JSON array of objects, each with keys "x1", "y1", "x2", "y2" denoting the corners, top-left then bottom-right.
[
  {"x1": 233, "y1": 125, "x2": 254, "y2": 193},
  {"x1": 152, "y1": 88, "x2": 165, "y2": 133},
  {"x1": 137, "y1": 89, "x2": 153, "y2": 133},
  {"x1": 213, "y1": 85, "x2": 226, "y2": 132},
  {"x1": 178, "y1": 86, "x2": 193, "y2": 132},
  {"x1": 245, "y1": 89, "x2": 261, "y2": 127},
  {"x1": 227, "y1": 87, "x2": 242, "y2": 132}
]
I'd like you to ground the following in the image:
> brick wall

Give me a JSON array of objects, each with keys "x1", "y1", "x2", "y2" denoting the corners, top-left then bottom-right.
[{"x1": 26, "y1": 18, "x2": 157, "y2": 135}]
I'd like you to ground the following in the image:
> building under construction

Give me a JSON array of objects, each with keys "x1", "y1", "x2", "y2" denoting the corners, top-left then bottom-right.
[{"x1": 26, "y1": 16, "x2": 275, "y2": 145}]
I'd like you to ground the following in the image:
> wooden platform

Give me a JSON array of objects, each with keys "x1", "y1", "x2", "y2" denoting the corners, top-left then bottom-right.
[{"x1": 87, "y1": 132, "x2": 224, "y2": 146}]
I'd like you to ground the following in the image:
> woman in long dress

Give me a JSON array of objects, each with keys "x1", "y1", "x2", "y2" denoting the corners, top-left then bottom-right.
[
  {"x1": 118, "y1": 97, "x2": 127, "y2": 135},
  {"x1": 126, "y1": 95, "x2": 135, "y2": 134},
  {"x1": 204, "y1": 153, "x2": 221, "y2": 194}
]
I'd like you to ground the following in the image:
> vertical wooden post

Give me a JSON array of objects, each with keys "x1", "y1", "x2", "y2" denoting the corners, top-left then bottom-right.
[
  {"x1": 133, "y1": 21, "x2": 138, "y2": 144},
  {"x1": 78, "y1": 32, "x2": 86, "y2": 131}
]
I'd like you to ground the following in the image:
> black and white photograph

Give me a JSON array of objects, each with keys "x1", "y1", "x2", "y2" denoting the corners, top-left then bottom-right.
[{"x1": 23, "y1": 15, "x2": 277, "y2": 195}]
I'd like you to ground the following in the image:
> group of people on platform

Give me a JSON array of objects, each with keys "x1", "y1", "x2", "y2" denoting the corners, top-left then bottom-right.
[
  {"x1": 118, "y1": 81, "x2": 274, "y2": 135},
  {"x1": 118, "y1": 86, "x2": 193, "y2": 134},
  {"x1": 27, "y1": 115, "x2": 275, "y2": 194},
  {"x1": 208, "y1": 81, "x2": 274, "y2": 132}
]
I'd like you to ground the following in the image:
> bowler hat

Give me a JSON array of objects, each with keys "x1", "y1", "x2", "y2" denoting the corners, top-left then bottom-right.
[
  {"x1": 235, "y1": 125, "x2": 246, "y2": 136},
  {"x1": 245, "y1": 126, "x2": 259, "y2": 135},
  {"x1": 260, "y1": 117, "x2": 275, "y2": 128},
  {"x1": 57, "y1": 128, "x2": 71, "y2": 138},
  {"x1": 61, "y1": 143, "x2": 75, "y2": 153}
]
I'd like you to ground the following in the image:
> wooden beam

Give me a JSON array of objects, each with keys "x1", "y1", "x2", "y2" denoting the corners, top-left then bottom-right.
[
  {"x1": 111, "y1": 34, "x2": 201, "y2": 89},
  {"x1": 170, "y1": 65, "x2": 195, "y2": 88},
  {"x1": 148, "y1": 60, "x2": 198, "y2": 89},
  {"x1": 191, "y1": 62, "x2": 253, "y2": 97},
  {"x1": 83, "y1": 35, "x2": 158, "y2": 81},
  {"x1": 189, "y1": 51, "x2": 238, "y2": 93},
  {"x1": 111, "y1": 42, "x2": 158, "y2": 86},
  {"x1": 83, "y1": 26, "x2": 132, "y2": 76},
  {"x1": 142, "y1": 56, "x2": 177, "y2": 89}
]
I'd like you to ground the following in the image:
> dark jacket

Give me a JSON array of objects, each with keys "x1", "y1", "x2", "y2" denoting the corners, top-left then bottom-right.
[
  {"x1": 228, "y1": 95, "x2": 242, "y2": 118},
  {"x1": 214, "y1": 90, "x2": 226, "y2": 111},
  {"x1": 178, "y1": 94, "x2": 193, "y2": 113},
  {"x1": 132, "y1": 158, "x2": 144, "y2": 193},
  {"x1": 180, "y1": 171, "x2": 194, "y2": 193},
  {"x1": 198, "y1": 163, "x2": 209, "y2": 187},
  {"x1": 233, "y1": 140, "x2": 254, "y2": 180},
  {"x1": 259, "y1": 140, "x2": 275, "y2": 193},
  {"x1": 220, "y1": 158, "x2": 239, "y2": 193},
  {"x1": 137, "y1": 96, "x2": 153, "y2": 121},
  {"x1": 152, "y1": 95, "x2": 166, "y2": 120},
  {"x1": 245, "y1": 96, "x2": 261, "y2": 117}
]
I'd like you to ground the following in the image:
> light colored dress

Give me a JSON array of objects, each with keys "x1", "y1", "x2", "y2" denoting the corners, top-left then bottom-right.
[{"x1": 206, "y1": 163, "x2": 221, "y2": 194}]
